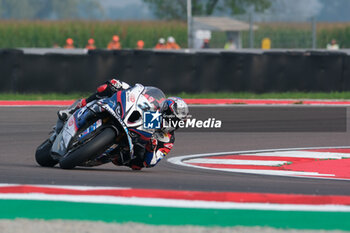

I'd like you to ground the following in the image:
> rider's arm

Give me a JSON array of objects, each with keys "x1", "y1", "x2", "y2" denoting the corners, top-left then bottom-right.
[
  {"x1": 83, "y1": 80, "x2": 130, "y2": 106},
  {"x1": 127, "y1": 132, "x2": 174, "y2": 170},
  {"x1": 58, "y1": 79, "x2": 129, "y2": 121},
  {"x1": 143, "y1": 132, "x2": 175, "y2": 168}
]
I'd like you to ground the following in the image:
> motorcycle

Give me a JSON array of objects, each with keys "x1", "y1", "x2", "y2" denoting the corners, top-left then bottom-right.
[{"x1": 35, "y1": 84, "x2": 166, "y2": 169}]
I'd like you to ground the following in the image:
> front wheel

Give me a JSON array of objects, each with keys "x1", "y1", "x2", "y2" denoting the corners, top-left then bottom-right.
[
  {"x1": 59, "y1": 128, "x2": 117, "y2": 169},
  {"x1": 35, "y1": 139, "x2": 58, "y2": 167}
]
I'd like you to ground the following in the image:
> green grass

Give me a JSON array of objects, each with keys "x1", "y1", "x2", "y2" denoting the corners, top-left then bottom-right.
[
  {"x1": 1, "y1": 92, "x2": 350, "y2": 100},
  {"x1": 2, "y1": 199, "x2": 350, "y2": 230}
]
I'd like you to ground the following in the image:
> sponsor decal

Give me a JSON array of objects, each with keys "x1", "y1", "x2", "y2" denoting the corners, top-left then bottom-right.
[
  {"x1": 130, "y1": 93, "x2": 135, "y2": 103},
  {"x1": 68, "y1": 118, "x2": 74, "y2": 127},
  {"x1": 164, "y1": 143, "x2": 173, "y2": 149},
  {"x1": 148, "y1": 96, "x2": 155, "y2": 103}
]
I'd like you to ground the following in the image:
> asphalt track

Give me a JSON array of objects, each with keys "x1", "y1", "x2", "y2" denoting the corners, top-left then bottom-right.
[{"x1": 1, "y1": 106, "x2": 350, "y2": 195}]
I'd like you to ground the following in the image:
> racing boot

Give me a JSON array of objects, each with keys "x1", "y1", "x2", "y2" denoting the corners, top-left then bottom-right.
[
  {"x1": 126, "y1": 143, "x2": 146, "y2": 170},
  {"x1": 111, "y1": 149, "x2": 129, "y2": 166}
]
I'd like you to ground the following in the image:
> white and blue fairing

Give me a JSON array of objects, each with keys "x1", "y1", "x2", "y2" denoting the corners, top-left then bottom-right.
[{"x1": 51, "y1": 84, "x2": 165, "y2": 158}]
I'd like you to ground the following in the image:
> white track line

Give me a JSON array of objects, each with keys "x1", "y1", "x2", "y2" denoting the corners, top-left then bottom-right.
[
  {"x1": 168, "y1": 146, "x2": 350, "y2": 166},
  {"x1": 168, "y1": 146, "x2": 350, "y2": 180},
  {"x1": 0, "y1": 183, "x2": 130, "y2": 190},
  {"x1": 1, "y1": 193, "x2": 350, "y2": 211},
  {"x1": 186, "y1": 166, "x2": 334, "y2": 177},
  {"x1": 185, "y1": 159, "x2": 287, "y2": 166},
  {"x1": 243, "y1": 151, "x2": 350, "y2": 159}
]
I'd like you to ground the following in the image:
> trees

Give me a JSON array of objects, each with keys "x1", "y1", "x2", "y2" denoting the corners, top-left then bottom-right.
[
  {"x1": 0, "y1": 0, "x2": 104, "y2": 19},
  {"x1": 0, "y1": 0, "x2": 37, "y2": 19},
  {"x1": 142, "y1": 0, "x2": 272, "y2": 20}
]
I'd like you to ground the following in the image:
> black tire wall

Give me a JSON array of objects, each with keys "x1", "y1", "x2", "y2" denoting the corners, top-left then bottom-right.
[{"x1": 0, "y1": 49, "x2": 349, "y2": 93}]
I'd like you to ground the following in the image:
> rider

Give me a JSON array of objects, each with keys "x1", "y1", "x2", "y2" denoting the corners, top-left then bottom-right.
[
  {"x1": 57, "y1": 79, "x2": 189, "y2": 170},
  {"x1": 115, "y1": 96, "x2": 189, "y2": 170}
]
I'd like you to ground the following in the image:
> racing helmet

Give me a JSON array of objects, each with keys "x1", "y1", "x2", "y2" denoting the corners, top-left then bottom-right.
[
  {"x1": 160, "y1": 97, "x2": 189, "y2": 132},
  {"x1": 113, "y1": 35, "x2": 120, "y2": 42},
  {"x1": 168, "y1": 36, "x2": 175, "y2": 43},
  {"x1": 66, "y1": 38, "x2": 74, "y2": 45}
]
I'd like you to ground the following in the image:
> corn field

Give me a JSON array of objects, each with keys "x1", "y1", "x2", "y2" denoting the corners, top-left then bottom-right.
[
  {"x1": 1, "y1": 20, "x2": 350, "y2": 49},
  {"x1": 0, "y1": 20, "x2": 187, "y2": 49}
]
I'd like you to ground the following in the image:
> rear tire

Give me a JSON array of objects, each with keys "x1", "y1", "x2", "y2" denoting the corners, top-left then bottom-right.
[
  {"x1": 35, "y1": 139, "x2": 58, "y2": 167},
  {"x1": 59, "y1": 128, "x2": 117, "y2": 169}
]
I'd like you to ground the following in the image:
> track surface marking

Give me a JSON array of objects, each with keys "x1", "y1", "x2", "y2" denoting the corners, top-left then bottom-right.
[
  {"x1": 0, "y1": 106, "x2": 350, "y2": 195},
  {"x1": 169, "y1": 147, "x2": 350, "y2": 180}
]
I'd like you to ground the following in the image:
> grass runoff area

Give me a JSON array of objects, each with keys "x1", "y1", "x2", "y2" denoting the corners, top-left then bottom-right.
[
  {"x1": 1, "y1": 92, "x2": 350, "y2": 100},
  {"x1": 2, "y1": 200, "x2": 350, "y2": 230}
]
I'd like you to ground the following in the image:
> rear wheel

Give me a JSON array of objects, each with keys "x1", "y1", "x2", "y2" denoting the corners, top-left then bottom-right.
[
  {"x1": 35, "y1": 139, "x2": 58, "y2": 167},
  {"x1": 59, "y1": 128, "x2": 117, "y2": 169}
]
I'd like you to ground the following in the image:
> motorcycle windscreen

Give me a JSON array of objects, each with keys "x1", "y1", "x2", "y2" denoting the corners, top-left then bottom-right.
[{"x1": 142, "y1": 86, "x2": 166, "y2": 111}]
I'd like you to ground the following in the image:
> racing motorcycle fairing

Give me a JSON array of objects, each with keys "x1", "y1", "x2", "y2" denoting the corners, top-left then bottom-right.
[
  {"x1": 98, "y1": 83, "x2": 165, "y2": 135},
  {"x1": 99, "y1": 84, "x2": 145, "y2": 128},
  {"x1": 51, "y1": 104, "x2": 103, "y2": 158},
  {"x1": 97, "y1": 99, "x2": 134, "y2": 158},
  {"x1": 50, "y1": 83, "x2": 166, "y2": 166}
]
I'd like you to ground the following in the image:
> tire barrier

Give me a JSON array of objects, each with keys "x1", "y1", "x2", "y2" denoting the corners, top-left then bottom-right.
[{"x1": 0, "y1": 49, "x2": 349, "y2": 93}]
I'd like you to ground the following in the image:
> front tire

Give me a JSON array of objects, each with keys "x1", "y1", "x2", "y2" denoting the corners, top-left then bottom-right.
[
  {"x1": 35, "y1": 139, "x2": 58, "y2": 167},
  {"x1": 59, "y1": 128, "x2": 117, "y2": 169}
]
